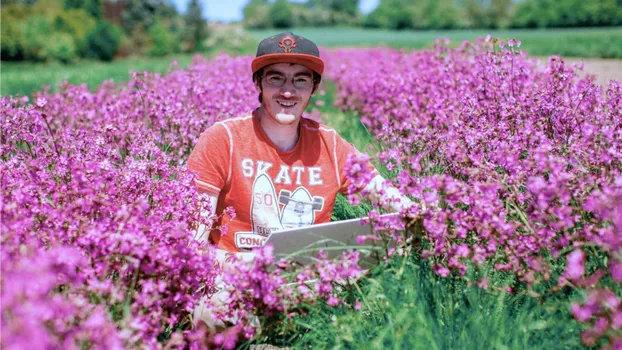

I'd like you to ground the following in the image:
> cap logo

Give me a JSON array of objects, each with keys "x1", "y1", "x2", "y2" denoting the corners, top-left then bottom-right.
[{"x1": 279, "y1": 36, "x2": 297, "y2": 53}]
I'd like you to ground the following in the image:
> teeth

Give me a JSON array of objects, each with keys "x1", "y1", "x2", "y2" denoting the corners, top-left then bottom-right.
[{"x1": 278, "y1": 101, "x2": 296, "y2": 107}]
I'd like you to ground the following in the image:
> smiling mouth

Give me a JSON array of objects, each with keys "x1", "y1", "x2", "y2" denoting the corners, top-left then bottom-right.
[{"x1": 277, "y1": 101, "x2": 297, "y2": 108}]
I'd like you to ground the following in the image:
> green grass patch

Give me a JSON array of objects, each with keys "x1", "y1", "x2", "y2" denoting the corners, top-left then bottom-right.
[
  {"x1": 254, "y1": 256, "x2": 587, "y2": 349},
  {"x1": 251, "y1": 26, "x2": 622, "y2": 59},
  {"x1": 1, "y1": 44, "x2": 258, "y2": 98}
]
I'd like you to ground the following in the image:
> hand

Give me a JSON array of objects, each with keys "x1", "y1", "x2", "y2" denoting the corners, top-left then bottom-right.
[{"x1": 404, "y1": 201, "x2": 426, "y2": 229}]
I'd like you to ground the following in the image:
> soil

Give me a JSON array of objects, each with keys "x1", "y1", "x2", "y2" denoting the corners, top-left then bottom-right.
[{"x1": 536, "y1": 57, "x2": 622, "y2": 87}]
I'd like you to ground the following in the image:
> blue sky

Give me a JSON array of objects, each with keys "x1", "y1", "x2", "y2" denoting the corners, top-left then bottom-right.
[{"x1": 172, "y1": 0, "x2": 380, "y2": 22}]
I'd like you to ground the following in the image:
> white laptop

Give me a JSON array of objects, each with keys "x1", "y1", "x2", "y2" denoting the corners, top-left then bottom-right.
[{"x1": 264, "y1": 213, "x2": 399, "y2": 267}]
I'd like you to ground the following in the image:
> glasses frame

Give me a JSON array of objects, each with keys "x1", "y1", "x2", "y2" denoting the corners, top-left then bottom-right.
[{"x1": 260, "y1": 73, "x2": 316, "y2": 89}]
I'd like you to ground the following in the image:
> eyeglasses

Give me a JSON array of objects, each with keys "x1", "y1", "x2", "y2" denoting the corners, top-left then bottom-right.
[{"x1": 262, "y1": 73, "x2": 314, "y2": 89}]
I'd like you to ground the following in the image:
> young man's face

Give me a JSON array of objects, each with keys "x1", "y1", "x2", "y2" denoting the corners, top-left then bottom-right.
[{"x1": 255, "y1": 63, "x2": 316, "y2": 125}]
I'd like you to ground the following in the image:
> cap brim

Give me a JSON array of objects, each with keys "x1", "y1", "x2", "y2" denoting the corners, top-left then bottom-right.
[{"x1": 252, "y1": 54, "x2": 324, "y2": 75}]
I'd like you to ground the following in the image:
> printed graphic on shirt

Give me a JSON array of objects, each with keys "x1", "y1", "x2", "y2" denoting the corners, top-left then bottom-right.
[
  {"x1": 235, "y1": 171, "x2": 325, "y2": 251},
  {"x1": 279, "y1": 187, "x2": 324, "y2": 228}
]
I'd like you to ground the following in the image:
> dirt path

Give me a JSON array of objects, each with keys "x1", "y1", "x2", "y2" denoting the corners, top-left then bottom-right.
[{"x1": 538, "y1": 57, "x2": 622, "y2": 86}]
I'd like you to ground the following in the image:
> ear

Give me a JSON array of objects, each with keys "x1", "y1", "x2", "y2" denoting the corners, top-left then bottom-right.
[{"x1": 254, "y1": 77, "x2": 262, "y2": 94}]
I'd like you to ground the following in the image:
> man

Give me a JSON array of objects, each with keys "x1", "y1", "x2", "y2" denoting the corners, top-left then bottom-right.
[
  {"x1": 188, "y1": 32, "x2": 414, "y2": 330},
  {"x1": 188, "y1": 32, "x2": 413, "y2": 256}
]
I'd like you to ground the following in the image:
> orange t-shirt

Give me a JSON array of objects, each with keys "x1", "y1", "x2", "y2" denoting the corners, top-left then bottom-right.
[{"x1": 187, "y1": 109, "x2": 377, "y2": 252}]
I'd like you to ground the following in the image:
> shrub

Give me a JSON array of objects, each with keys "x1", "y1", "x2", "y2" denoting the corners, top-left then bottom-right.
[
  {"x1": 242, "y1": 0, "x2": 271, "y2": 29},
  {"x1": 147, "y1": 20, "x2": 176, "y2": 57},
  {"x1": 269, "y1": 0, "x2": 295, "y2": 29},
  {"x1": 22, "y1": 16, "x2": 53, "y2": 62},
  {"x1": 85, "y1": 20, "x2": 122, "y2": 61},
  {"x1": 53, "y1": 9, "x2": 96, "y2": 58},
  {"x1": 42, "y1": 32, "x2": 77, "y2": 64},
  {"x1": 0, "y1": 4, "x2": 30, "y2": 60}
]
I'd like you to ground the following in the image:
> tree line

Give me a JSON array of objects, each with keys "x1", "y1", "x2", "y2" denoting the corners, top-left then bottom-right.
[
  {"x1": 1, "y1": 0, "x2": 208, "y2": 63},
  {"x1": 243, "y1": 0, "x2": 622, "y2": 30}
]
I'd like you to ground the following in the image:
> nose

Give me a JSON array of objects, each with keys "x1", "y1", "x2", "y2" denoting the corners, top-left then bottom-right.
[{"x1": 279, "y1": 80, "x2": 296, "y2": 98}]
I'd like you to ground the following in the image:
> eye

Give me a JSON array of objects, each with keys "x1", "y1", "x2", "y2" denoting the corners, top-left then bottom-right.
[
  {"x1": 294, "y1": 77, "x2": 311, "y2": 87},
  {"x1": 267, "y1": 75, "x2": 285, "y2": 85}
]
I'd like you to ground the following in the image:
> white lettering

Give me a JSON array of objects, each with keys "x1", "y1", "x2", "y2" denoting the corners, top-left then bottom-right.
[
  {"x1": 256, "y1": 160, "x2": 273, "y2": 174},
  {"x1": 242, "y1": 158, "x2": 253, "y2": 177},
  {"x1": 308, "y1": 167, "x2": 323, "y2": 185},
  {"x1": 274, "y1": 165, "x2": 292, "y2": 184},
  {"x1": 292, "y1": 166, "x2": 304, "y2": 185}
]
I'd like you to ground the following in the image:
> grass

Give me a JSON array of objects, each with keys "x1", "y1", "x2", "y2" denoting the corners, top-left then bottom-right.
[
  {"x1": 255, "y1": 256, "x2": 588, "y2": 349},
  {"x1": 4, "y1": 26, "x2": 621, "y2": 98},
  {"x1": 251, "y1": 26, "x2": 622, "y2": 59},
  {"x1": 0, "y1": 46, "x2": 255, "y2": 98}
]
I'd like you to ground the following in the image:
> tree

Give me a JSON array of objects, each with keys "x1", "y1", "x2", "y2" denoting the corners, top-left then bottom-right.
[
  {"x1": 121, "y1": 0, "x2": 168, "y2": 33},
  {"x1": 270, "y1": 0, "x2": 295, "y2": 28},
  {"x1": 183, "y1": 0, "x2": 208, "y2": 51},
  {"x1": 64, "y1": 0, "x2": 102, "y2": 19},
  {"x1": 243, "y1": 0, "x2": 271, "y2": 29}
]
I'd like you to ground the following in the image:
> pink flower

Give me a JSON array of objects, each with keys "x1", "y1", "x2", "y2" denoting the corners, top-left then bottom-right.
[
  {"x1": 565, "y1": 249, "x2": 585, "y2": 281},
  {"x1": 35, "y1": 97, "x2": 47, "y2": 108}
]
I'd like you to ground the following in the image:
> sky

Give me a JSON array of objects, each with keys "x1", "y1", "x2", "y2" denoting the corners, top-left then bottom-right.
[{"x1": 171, "y1": 0, "x2": 380, "y2": 22}]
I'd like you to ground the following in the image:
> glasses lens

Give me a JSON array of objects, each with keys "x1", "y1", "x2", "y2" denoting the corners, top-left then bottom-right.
[
  {"x1": 294, "y1": 77, "x2": 312, "y2": 88},
  {"x1": 266, "y1": 75, "x2": 286, "y2": 87}
]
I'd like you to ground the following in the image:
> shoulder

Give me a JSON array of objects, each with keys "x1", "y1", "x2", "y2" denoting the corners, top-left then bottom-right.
[
  {"x1": 301, "y1": 117, "x2": 337, "y2": 136},
  {"x1": 200, "y1": 112, "x2": 253, "y2": 139},
  {"x1": 214, "y1": 111, "x2": 253, "y2": 130}
]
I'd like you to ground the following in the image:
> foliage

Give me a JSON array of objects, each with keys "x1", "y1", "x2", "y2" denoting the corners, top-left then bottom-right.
[
  {"x1": 203, "y1": 24, "x2": 257, "y2": 55},
  {"x1": 182, "y1": 0, "x2": 209, "y2": 52},
  {"x1": 269, "y1": 0, "x2": 296, "y2": 29},
  {"x1": 53, "y1": 9, "x2": 97, "y2": 57},
  {"x1": 512, "y1": 0, "x2": 622, "y2": 28},
  {"x1": 1, "y1": 3, "x2": 30, "y2": 60},
  {"x1": 243, "y1": 0, "x2": 272, "y2": 29},
  {"x1": 63, "y1": 0, "x2": 101, "y2": 19},
  {"x1": 85, "y1": 20, "x2": 123, "y2": 61},
  {"x1": 147, "y1": 19, "x2": 180, "y2": 57},
  {"x1": 362, "y1": 0, "x2": 622, "y2": 30},
  {"x1": 42, "y1": 32, "x2": 78, "y2": 64},
  {"x1": 22, "y1": 15, "x2": 54, "y2": 62},
  {"x1": 243, "y1": 0, "x2": 359, "y2": 29}
]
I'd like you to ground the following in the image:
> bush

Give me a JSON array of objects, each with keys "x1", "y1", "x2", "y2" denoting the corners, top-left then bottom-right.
[
  {"x1": 53, "y1": 9, "x2": 96, "y2": 58},
  {"x1": 363, "y1": 0, "x2": 416, "y2": 30},
  {"x1": 243, "y1": 2, "x2": 271, "y2": 29},
  {"x1": 511, "y1": 0, "x2": 622, "y2": 28},
  {"x1": 1, "y1": 4, "x2": 30, "y2": 60},
  {"x1": 85, "y1": 20, "x2": 122, "y2": 61},
  {"x1": 147, "y1": 20, "x2": 177, "y2": 57},
  {"x1": 270, "y1": 0, "x2": 295, "y2": 28},
  {"x1": 42, "y1": 32, "x2": 78, "y2": 64},
  {"x1": 22, "y1": 16, "x2": 53, "y2": 62}
]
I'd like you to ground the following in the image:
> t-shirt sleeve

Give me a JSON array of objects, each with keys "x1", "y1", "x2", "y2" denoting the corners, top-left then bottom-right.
[
  {"x1": 187, "y1": 123, "x2": 231, "y2": 195},
  {"x1": 335, "y1": 133, "x2": 378, "y2": 195}
]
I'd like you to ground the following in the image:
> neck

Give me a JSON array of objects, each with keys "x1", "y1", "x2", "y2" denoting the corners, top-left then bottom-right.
[{"x1": 257, "y1": 106, "x2": 300, "y2": 152}]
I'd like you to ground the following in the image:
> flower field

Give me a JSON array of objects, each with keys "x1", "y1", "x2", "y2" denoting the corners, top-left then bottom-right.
[{"x1": 2, "y1": 38, "x2": 621, "y2": 349}]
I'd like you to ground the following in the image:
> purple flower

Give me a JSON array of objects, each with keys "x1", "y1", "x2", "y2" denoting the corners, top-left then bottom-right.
[{"x1": 565, "y1": 250, "x2": 585, "y2": 281}]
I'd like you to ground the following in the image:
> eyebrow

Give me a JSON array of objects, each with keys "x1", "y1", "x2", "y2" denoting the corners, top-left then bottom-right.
[{"x1": 264, "y1": 69, "x2": 312, "y2": 77}]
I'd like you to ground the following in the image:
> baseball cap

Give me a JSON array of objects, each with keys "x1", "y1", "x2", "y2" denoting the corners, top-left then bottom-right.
[{"x1": 251, "y1": 32, "x2": 324, "y2": 76}]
